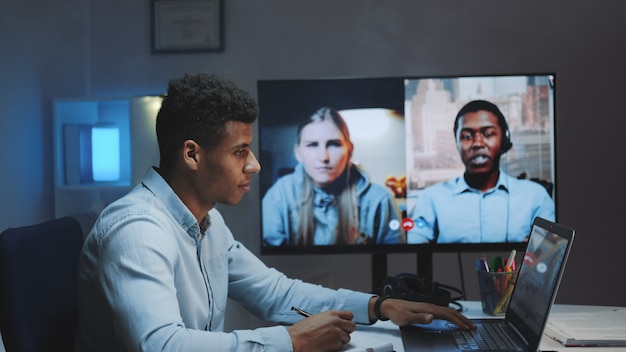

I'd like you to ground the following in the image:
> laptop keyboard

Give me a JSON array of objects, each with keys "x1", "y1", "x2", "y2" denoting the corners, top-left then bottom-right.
[{"x1": 451, "y1": 323, "x2": 521, "y2": 351}]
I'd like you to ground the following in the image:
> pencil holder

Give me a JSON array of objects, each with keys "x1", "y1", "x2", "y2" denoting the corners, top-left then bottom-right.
[{"x1": 476, "y1": 269, "x2": 518, "y2": 316}]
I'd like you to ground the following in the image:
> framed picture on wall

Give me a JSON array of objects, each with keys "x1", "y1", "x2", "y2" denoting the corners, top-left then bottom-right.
[{"x1": 151, "y1": 0, "x2": 223, "y2": 53}]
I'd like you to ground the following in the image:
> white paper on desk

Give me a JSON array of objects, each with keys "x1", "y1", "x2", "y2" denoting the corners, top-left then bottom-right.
[
  {"x1": 545, "y1": 309, "x2": 626, "y2": 345},
  {"x1": 341, "y1": 330, "x2": 394, "y2": 352}
]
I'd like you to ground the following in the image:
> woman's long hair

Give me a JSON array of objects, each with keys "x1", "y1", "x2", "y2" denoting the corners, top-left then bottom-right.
[{"x1": 296, "y1": 107, "x2": 363, "y2": 245}]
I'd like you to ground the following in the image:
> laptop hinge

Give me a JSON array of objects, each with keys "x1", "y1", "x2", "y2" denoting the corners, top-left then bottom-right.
[{"x1": 506, "y1": 321, "x2": 530, "y2": 350}]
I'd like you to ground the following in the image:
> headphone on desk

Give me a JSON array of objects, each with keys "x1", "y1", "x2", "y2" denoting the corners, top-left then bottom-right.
[{"x1": 378, "y1": 273, "x2": 465, "y2": 311}]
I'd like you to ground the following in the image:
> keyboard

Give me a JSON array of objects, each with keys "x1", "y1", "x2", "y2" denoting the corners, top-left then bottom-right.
[{"x1": 450, "y1": 323, "x2": 522, "y2": 351}]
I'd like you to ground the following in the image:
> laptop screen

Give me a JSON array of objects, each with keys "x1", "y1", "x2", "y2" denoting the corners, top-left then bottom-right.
[{"x1": 506, "y1": 217, "x2": 574, "y2": 349}]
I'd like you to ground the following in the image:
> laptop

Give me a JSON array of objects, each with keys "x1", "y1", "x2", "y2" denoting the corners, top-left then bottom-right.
[{"x1": 401, "y1": 217, "x2": 575, "y2": 352}]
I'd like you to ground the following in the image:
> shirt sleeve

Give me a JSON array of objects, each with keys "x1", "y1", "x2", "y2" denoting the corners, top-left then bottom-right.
[
  {"x1": 536, "y1": 189, "x2": 556, "y2": 221},
  {"x1": 407, "y1": 188, "x2": 437, "y2": 244},
  {"x1": 365, "y1": 187, "x2": 405, "y2": 244},
  {"x1": 226, "y1": 240, "x2": 374, "y2": 325},
  {"x1": 262, "y1": 180, "x2": 292, "y2": 246},
  {"x1": 231, "y1": 326, "x2": 293, "y2": 352}
]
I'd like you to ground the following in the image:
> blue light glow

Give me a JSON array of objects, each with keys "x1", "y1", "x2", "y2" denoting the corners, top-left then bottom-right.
[{"x1": 91, "y1": 127, "x2": 120, "y2": 181}]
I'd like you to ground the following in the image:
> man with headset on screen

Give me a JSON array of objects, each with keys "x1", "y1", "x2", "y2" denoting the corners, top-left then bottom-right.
[
  {"x1": 76, "y1": 72, "x2": 475, "y2": 352},
  {"x1": 407, "y1": 99, "x2": 555, "y2": 244}
]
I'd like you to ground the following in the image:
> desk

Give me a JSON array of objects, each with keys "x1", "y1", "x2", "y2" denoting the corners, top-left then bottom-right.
[
  {"x1": 353, "y1": 301, "x2": 626, "y2": 352},
  {"x1": 4, "y1": 303, "x2": 620, "y2": 352}
]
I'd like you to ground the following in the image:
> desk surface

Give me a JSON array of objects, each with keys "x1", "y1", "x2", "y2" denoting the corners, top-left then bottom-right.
[
  {"x1": 3, "y1": 302, "x2": 621, "y2": 352},
  {"x1": 354, "y1": 301, "x2": 626, "y2": 352}
]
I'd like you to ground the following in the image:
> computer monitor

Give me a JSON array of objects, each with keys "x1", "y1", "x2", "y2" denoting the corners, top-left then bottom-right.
[{"x1": 257, "y1": 74, "x2": 556, "y2": 269}]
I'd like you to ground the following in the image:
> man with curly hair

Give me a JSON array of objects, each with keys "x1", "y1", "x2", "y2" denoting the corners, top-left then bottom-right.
[{"x1": 77, "y1": 72, "x2": 474, "y2": 352}]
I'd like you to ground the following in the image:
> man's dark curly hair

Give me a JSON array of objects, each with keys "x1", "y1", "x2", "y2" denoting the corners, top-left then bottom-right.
[{"x1": 156, "y1": 72, "x2": 259, "y2": 170}]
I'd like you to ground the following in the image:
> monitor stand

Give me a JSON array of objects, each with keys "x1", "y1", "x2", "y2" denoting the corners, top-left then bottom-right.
[{"x1": 371, "y1": 253, "x2": 433, "y2": 293}]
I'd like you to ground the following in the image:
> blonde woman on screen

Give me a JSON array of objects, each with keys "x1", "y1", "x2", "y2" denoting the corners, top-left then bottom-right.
[{"x1": 263, "y1": 107, "x2": 405, "y2": 246}]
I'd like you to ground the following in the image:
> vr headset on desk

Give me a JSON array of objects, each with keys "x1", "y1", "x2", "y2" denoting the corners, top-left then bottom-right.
[{"x1": 376, "y1": 273, "x2": 465, "y2": 311}]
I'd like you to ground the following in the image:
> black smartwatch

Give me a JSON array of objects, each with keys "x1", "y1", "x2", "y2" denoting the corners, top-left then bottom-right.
[{"x1": 374, "y1": 296, "x2": 391, "y2": 321}]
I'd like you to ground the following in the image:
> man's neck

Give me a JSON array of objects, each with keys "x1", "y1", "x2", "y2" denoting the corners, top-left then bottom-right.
[
  {"x1": 464, "y1": 170, "x2": 500, "y2": 192},
  {"x1": 156, "y1": 166, "x2": 215, "y2": 224}
]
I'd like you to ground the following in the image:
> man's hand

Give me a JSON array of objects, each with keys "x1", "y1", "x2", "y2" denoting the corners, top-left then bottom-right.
[
  {"x1": 369, "y1": 297, "x2": 476, "y2": 330},
  {"x1": 287, "y1": 310, "x2": 356, "y2": 352}
]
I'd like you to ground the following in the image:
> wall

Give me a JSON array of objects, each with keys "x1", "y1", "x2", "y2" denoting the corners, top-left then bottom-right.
[{"x1": 1, "y1": 0, "x2": 625, "y2": 333}]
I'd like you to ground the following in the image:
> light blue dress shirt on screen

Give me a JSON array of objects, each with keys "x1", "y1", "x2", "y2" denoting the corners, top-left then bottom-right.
[
  {"x1": 77, "y1": 167, "x2": 373, "y2": 352},
  {"x1": 407, "y1": 171, "x2": 555, "y2": 244}
]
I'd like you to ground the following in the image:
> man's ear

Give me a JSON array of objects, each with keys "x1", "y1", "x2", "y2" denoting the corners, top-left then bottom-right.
[{"x1": 182, "y1": 140, "x2": 201, "y2": 170}]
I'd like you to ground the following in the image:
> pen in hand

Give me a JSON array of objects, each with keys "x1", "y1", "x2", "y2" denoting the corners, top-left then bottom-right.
[{"x1": 291, "y1": 306, "x2": 312, "y2": 318}]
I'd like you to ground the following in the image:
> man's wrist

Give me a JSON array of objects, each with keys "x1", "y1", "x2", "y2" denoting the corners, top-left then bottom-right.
[{"x1": 373, "y1": 296, "x2": 391, "y2": 321}]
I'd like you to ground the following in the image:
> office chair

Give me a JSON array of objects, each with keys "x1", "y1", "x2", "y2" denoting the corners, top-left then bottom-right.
[{"x1": 0, "y1": 216, "x2": 83, "y2": 352}]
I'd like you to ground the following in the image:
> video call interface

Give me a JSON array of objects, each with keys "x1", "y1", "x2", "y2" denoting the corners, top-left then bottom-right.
[
  {"x1": 508, "y1": 225, "x2": 569, "y2": 335},
  {"x1": 258, "y1": 74, "x2": 556, "y2": 252}
]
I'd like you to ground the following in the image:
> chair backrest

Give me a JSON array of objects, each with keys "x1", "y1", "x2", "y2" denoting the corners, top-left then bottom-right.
[{"x1": 0, "y1": 217, "x2": 83, "y2": 352}]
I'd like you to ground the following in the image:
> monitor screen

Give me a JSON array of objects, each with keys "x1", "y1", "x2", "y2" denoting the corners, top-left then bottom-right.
[{"x1": 258, "y1": 73, "x2": 556, "y2": 255}]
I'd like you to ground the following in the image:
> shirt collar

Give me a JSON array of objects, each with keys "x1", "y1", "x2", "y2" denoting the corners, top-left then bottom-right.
[
  {"x1": 313, "y1": 186, "x2": 336, "y2": 208},
  {"x1": 452, "y1": 170, "x2": 510, "y2": 195},
  {"x1": 141, "y1": 167, "x2": 206, "y2": 239}
]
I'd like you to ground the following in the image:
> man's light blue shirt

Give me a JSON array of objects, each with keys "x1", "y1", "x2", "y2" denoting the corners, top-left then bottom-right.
[
  {"x1": 407, "y1": 171, "x2": 555, "y2": 243},
  {"x1": 77, "y1": 168, "x2": 373, "y2": 352}
]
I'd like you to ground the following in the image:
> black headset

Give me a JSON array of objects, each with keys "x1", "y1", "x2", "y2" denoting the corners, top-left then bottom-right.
[{"x1": 378, "y1": 273, "x2": 465, "y2": 311}]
